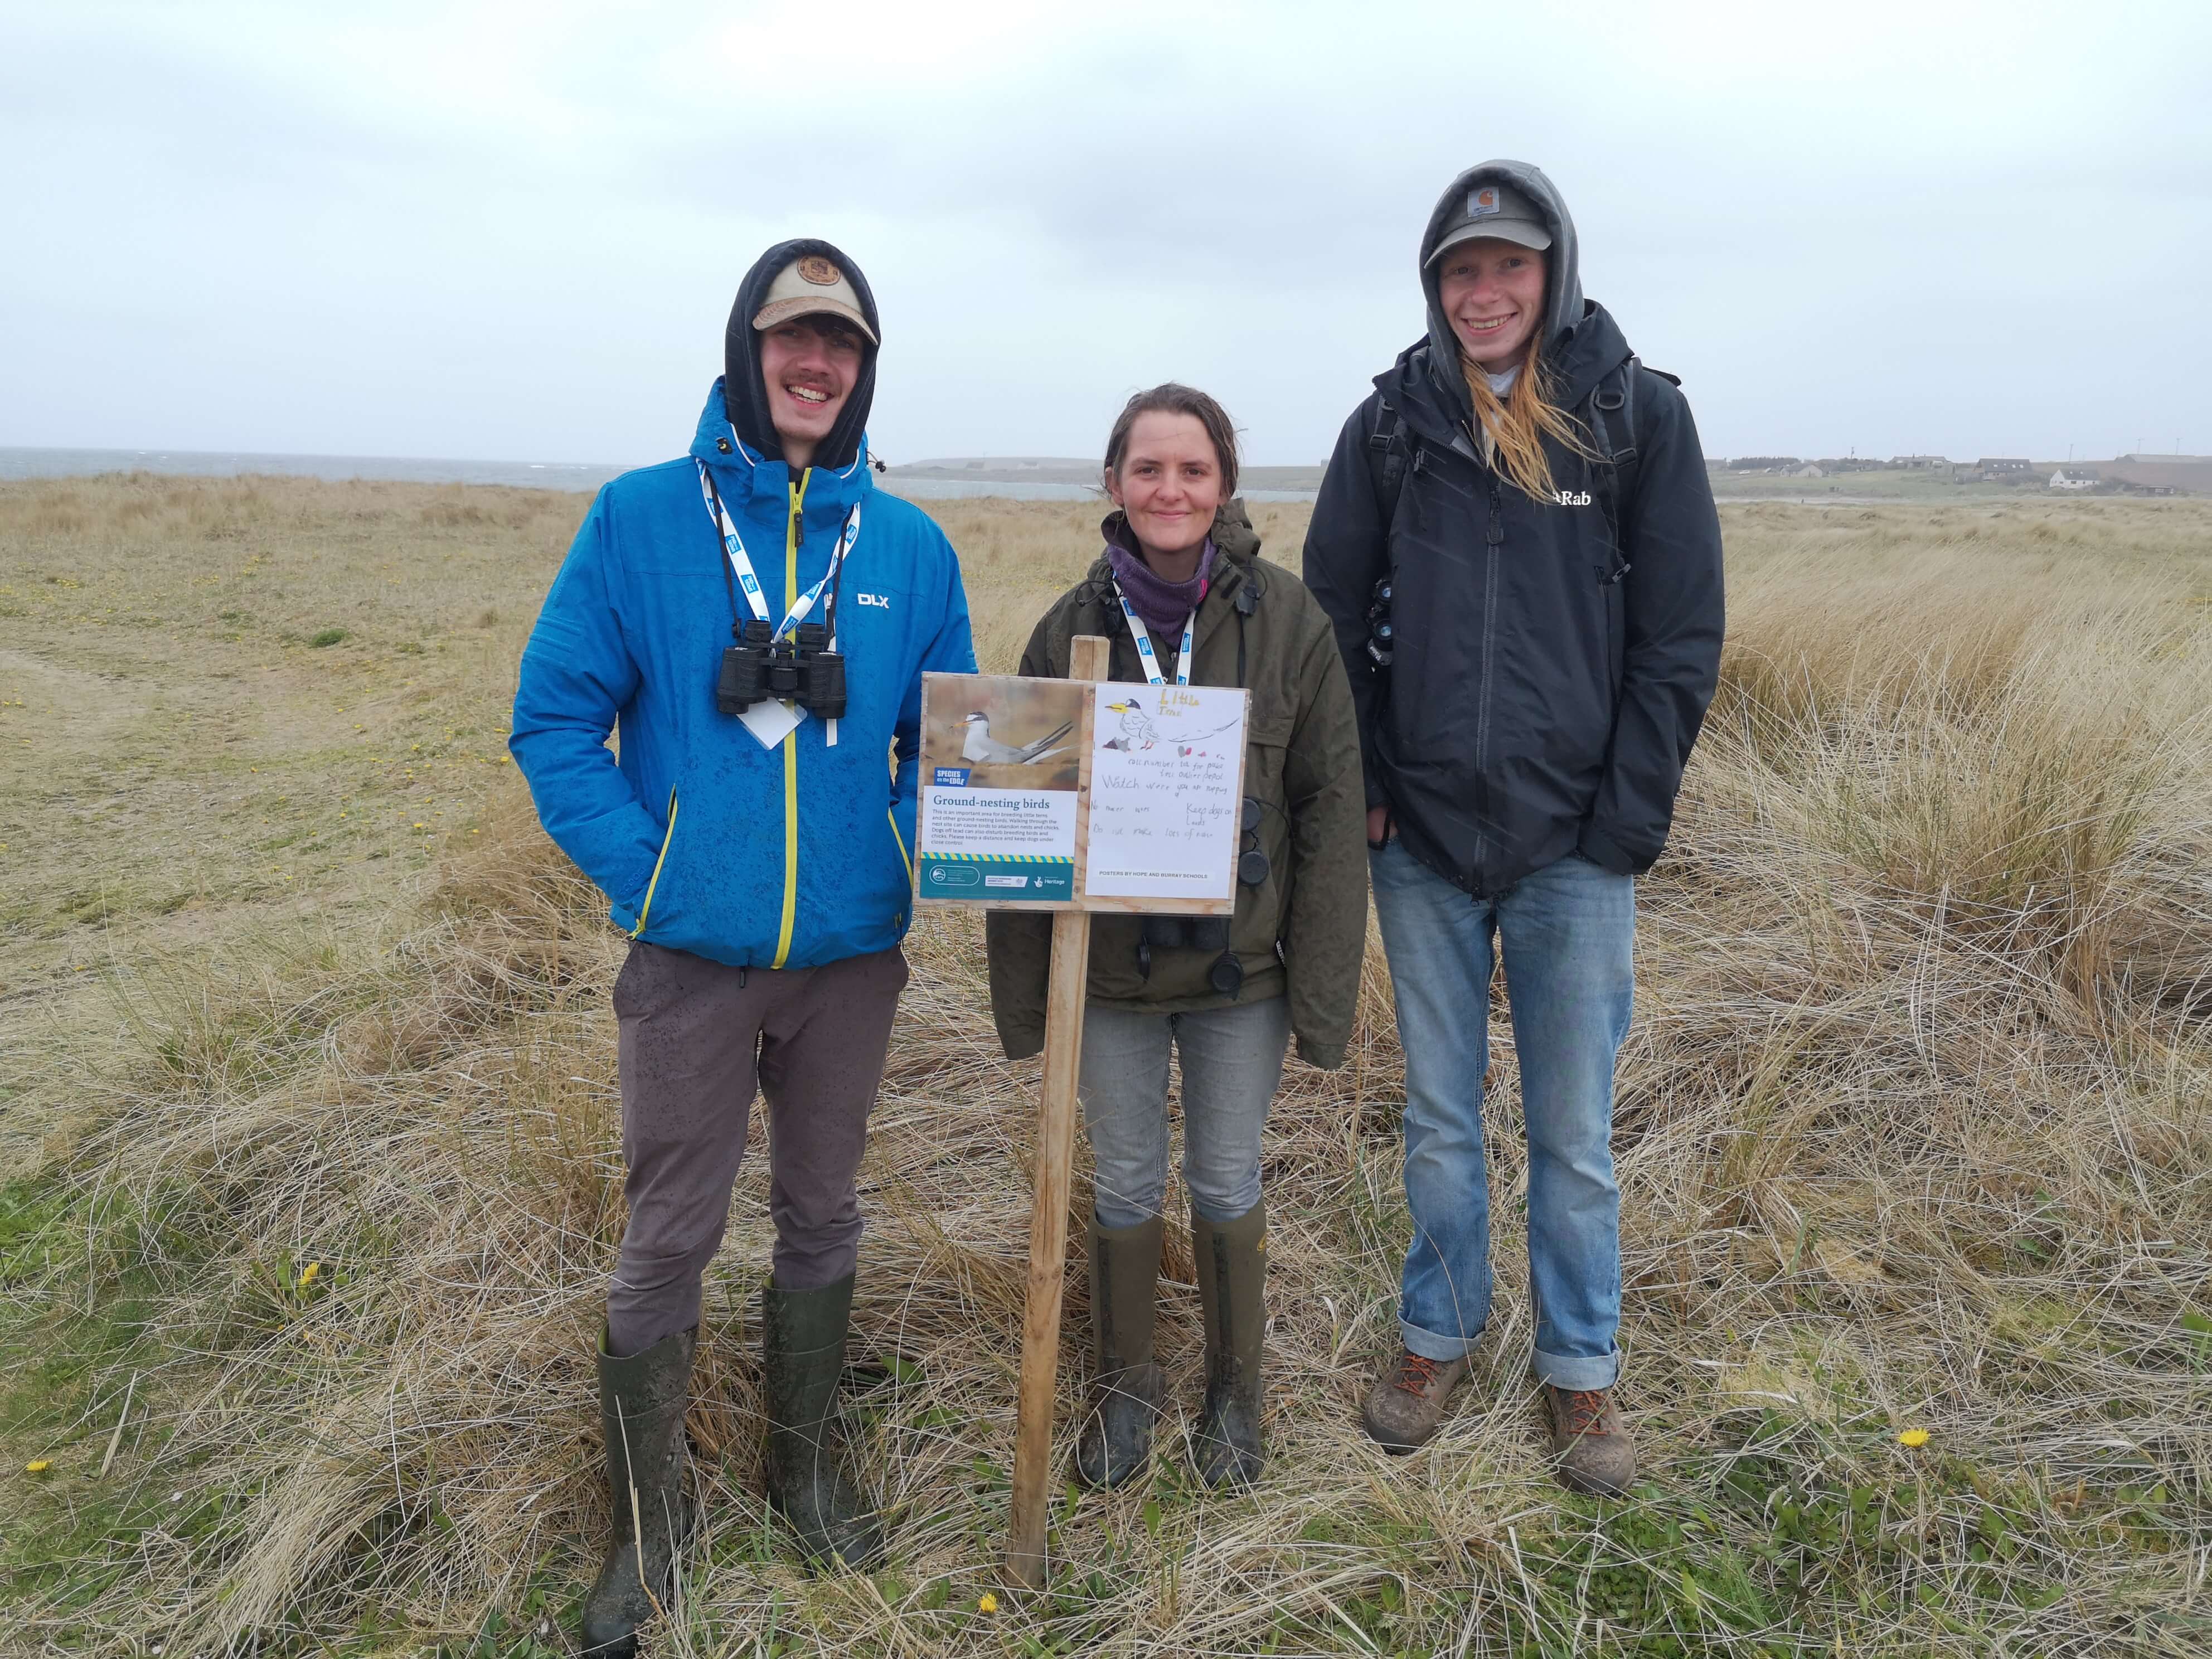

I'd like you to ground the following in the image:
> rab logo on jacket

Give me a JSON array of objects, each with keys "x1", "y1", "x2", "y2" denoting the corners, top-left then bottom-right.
[{"x1": 1555, "y1": 489, "x2": 1594, "y2": 507}]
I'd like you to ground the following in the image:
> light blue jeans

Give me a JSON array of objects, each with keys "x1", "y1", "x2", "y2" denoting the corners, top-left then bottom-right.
[
  {"x1": 1079, "y1": 997, "x2": 1291, "y2": 1228},
  {"x1": 1367, "y1": 839, "x2": 1634, "y2": 1390}
]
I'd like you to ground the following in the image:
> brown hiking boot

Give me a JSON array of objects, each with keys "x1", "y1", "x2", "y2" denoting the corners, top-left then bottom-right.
[
  {"x1": 1544, "y1": 1386, "x2": 1636, "y2": 1497},
  {"x1": 1360, "y1": 1349, "x2": 1469, "y2": 1454}
]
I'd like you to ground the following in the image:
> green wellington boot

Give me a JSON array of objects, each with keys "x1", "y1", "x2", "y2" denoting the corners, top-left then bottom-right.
[
  {"x1": 1074, "y1": 1214, "x2": 1165, "y2": 1488},
  {"x1": 1190, "y1": 1200, "x2": 1268, "y2": 1490},
  {"x1": 580, "y1": 1325, "x2": 696, "y2": 1657},
  {"x1": 760, "y1": 1274, "x2": 884, "y2": 1571}
]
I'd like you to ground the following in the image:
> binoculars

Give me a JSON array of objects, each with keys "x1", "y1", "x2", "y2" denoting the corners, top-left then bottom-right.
[
  {"x1": 1365, "y1": 576, "x2": 1394, "y2": 667},
  {"x1": 717, "y1": 618, "x2": 847, "y2": 720},
  {"x1": 1137, "y1": 915, "x2": 1244, "y2": 998}
]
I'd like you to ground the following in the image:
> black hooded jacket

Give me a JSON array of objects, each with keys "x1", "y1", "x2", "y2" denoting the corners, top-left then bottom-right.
[
  {"x1": 1303, "y1": 160, "x2": 1725, "y2": 898},
  {"x1": 723, "y1": 238, "x2": 879, "y2": 471}
]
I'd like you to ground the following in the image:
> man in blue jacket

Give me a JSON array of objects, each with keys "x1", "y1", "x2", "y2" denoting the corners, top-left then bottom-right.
[{"x1": 511, "y1": 239, "x2": 975, "y2": 1648}]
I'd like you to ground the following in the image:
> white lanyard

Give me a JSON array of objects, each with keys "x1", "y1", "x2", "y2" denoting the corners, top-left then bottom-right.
[
  {"x1": 694, "y1": 459, "x2": 861, "y2": 643},
  {"x1": 1111, "y1": 581, "x2": 1195, "y2": 686}
]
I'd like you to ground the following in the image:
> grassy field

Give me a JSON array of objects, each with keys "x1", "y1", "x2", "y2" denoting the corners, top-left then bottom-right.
[
  {"x1": 2, "y1": 476, "x2": 2210, "y2": 1657},
  {"x1": 1705, "y1": 472, "x2": 2040, "y2": 504}
]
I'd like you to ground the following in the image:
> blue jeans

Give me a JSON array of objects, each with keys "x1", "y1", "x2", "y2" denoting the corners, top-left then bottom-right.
[
  {"x1": 1078, "y1": 997, "x2": 1290, "y2": 1229},
  {"x1": 1368, "y1": 840, "x2": 1634, "y2": 1390}
]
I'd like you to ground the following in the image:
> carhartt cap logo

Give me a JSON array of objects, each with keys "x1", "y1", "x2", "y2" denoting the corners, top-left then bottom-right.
[
  {"x1": 798, "y1": 255, "x2": 841, "y2": 285},
  {"x1": 1467, "y1": 186, "x2": 1501, "y2": 218}
]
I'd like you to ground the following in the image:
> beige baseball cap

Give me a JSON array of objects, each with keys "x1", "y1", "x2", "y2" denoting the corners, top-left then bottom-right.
[
  {"x1": 751, "y1": 253, "x2": 877, "y2": 343},
  {"x1": 1428, "y1": 180, "x2": 1553, "y2": 264}
]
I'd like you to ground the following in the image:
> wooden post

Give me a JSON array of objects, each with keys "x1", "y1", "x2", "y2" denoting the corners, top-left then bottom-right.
[{"x1": 1007, "y1": 632, "x2": 1108, "y2": 1589}]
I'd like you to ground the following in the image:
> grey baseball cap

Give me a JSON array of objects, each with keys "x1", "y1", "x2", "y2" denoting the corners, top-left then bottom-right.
[{"x1": 1427, "y1": 179, "x2": 1553, "y2": 263}]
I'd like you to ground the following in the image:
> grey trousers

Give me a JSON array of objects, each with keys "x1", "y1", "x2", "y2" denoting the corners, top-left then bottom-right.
[
  {"x1": 1078, "y1": 996, "x2": 1291, "y2": 1229},
  {"x1": 608, "y1": 939, "x2": 909, "y2": 1356}
]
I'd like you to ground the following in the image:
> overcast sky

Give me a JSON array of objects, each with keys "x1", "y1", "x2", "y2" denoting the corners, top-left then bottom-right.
[{"x1": 4, "y1": 1, "x2": 2208, "y2": 467}]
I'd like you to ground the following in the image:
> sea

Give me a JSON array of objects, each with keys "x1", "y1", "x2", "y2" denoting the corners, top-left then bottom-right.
[{"x1": 0, "y1": 448, "x2": 1315, "y2": 502}]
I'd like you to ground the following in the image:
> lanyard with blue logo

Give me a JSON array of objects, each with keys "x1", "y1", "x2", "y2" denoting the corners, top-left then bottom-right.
[
  {"x1": 1110, "y1": 580, "x2": 1195, "y2": 686},
  {"x1": 694, "y1": 458, "x2": 861, "y2": 644},
  {"x1": 696, "y1": 456, "x2": 861, "y2": 746}
]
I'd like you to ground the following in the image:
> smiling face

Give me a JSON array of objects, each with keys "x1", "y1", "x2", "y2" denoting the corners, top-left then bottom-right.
[
  {"x1": 1435, "y1": 239, "x2": 1548, "y2": 370},
  {"x1": 1104, "y1": 411, "x2": 1225, "y2": 569},
  {"x1": 756, "y1": 316, "x2": 866, "y2": 469}
]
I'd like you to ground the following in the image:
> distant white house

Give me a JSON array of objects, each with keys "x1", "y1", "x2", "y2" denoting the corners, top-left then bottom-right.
[
  {"x1": 1788, "y1": 463, "x2": 1825, "y2": 478},
  {"x1": 2049, "y1": 468, "x2": 2098, "y2": 491}
]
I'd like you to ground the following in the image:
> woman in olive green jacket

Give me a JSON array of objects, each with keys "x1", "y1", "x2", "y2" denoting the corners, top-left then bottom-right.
[{"x1": 986, "y1": 383, "x2": 1366, "y2": 1491}]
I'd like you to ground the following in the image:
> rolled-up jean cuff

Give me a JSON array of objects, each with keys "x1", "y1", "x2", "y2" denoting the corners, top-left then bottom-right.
[
  {"x1": 1400, "y1": 1317, "x2": 1486, "y2": 1363},
  {"x1": 1533, "y1": 1345, "x2": 1619, "y2": 1391}
]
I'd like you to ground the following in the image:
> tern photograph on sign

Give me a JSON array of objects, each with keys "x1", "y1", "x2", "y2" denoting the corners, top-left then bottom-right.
[
  {"x1": 1085, "y1": 681, "x2": 1248, "y2": 906},
  {"x1": 915, "y1": 673, "x2": 1085, "y2": 904}
]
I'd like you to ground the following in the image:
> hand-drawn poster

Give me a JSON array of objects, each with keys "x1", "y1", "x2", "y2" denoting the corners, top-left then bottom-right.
[
  {"x1": 915, "y1": 673, "x2": 1085, "y2": 903},
  {"x1": 1084, "y1": 683, "x2": 1248, "y2": 905}
]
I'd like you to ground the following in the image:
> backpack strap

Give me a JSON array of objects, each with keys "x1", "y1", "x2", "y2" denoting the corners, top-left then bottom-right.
[
  {"x1": 1368, "y1": 397, "x2": 1414, "y2": 526},
  {"x1": 1584, "y1": 357, "x2": 1647, "y2": 555}
]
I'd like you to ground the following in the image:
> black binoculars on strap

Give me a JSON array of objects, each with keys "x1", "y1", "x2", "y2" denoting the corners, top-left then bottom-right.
[
  {"x1": 717, "y1": 619, "x2": 847, "y2": 720},
  {"x1": 1136, "y1": 916, "x2": 1244, "y2": 998},
  {"x1": 1365, "y1": 575, "x2": 1394, "y2": 667}
]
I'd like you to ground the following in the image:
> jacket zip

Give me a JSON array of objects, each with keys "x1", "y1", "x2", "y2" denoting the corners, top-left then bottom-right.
[
  {"x1": 629, "y1": 787, "x2": 680, "y2": 939},
  {"x1": 770, "y1": 469, "x2": 811, "y2": 969},
  {"x1": 1473, "y1": 471, "x2": 1504, "y2": 892}
]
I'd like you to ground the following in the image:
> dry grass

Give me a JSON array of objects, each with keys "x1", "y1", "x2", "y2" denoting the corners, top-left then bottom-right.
[{"x1": 3, "y1": 477, "x2": 2211, "y2": 1656}]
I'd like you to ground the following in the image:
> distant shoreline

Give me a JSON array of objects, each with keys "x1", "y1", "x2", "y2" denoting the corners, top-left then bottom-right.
[
  {"x1": 0, "y1": 447, "x2": 1323, "y2": 502},
  {"x1": 8, "y1": 448, "x2": 2187, "y2": 505}
]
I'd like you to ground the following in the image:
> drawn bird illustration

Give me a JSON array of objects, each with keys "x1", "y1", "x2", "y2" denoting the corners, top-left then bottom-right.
[
  {"x1": 961, "y1": 710, "x2": 1074, "y2": 765},
  {"x1": 1102, "y1": 700, "x2": 1162, "y2": 750}
]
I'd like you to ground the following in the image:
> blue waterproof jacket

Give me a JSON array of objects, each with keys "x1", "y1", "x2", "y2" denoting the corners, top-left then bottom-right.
[{"x1": 510, "y1": 380, "x2": 977, "y2": 969}]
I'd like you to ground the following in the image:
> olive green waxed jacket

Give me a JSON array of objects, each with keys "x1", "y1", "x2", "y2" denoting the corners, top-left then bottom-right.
[{"x1": 983, "y1": 503, "x2": 1367, "y2": 1069}]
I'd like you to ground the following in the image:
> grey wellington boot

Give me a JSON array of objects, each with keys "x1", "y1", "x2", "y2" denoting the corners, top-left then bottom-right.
[
  {"x1": 580, "y1": 1325, "x2": 696, "y2": 1657},
  {"x1": 1190, "y1": 1200, "x2": 1267, "y2": 1490},
  {"x1": 761, "y1": 1274, "x2": 884, "y2": 1571},
  {"x1": 1073, "y1": 1214, "x2": 1165, "y2": 1488}
]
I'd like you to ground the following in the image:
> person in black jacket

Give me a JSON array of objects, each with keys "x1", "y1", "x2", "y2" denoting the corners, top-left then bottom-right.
[{"x1": 1304, "y1": 160, "x2": 1724, "y2": 1495}]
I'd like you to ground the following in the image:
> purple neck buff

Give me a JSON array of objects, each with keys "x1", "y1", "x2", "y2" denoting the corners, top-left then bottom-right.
[{"x1": 1105, "y1": 523, "x2": 1215, "y2": 638}]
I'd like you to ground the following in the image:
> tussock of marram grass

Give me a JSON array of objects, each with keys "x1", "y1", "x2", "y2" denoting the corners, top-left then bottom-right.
[{"x1": 4, "y1": 491, "x2": 2211, "y2": 1655}]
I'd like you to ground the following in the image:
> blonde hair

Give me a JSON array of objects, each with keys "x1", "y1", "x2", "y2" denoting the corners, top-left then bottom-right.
[{"x1": 1463, "y1": 335, "x2": 1597, "y2": 504}]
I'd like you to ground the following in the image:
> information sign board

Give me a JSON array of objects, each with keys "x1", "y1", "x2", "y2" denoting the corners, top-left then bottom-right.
[{"x1": 913, "y1": 670, "x2": 1247, "y2": 915}]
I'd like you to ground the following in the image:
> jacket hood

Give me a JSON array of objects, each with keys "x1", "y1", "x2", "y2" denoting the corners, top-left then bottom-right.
[
  {"x1": 1382, "y1": 301, "x2": 1634, "y2": 453},
  {"x1": 723, "y1": 238, "x2": 880, "y2": 473},
  {"x1": 689, "y1": 380, "x2": 875, "y2": 515},
  {"x1": 1416, "y1": 160, "x2": 1587, "y2": 422}
]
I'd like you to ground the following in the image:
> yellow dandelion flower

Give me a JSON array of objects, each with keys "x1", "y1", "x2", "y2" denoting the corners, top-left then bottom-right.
[
  {"x1": 977, "y1": 1593, "x2": 997, "y2": 1614},
  {"x1": 1898, "y1": 1428, "x2": 1930, "y2": 1448},
  {"x1": 413, "y1": 822, "x2": 426, "y2": 830},
  {"x1": 26, "y1": 1459, "x2": 50, "y2": 1474},
  {"x1": 298, "y1": 1262, "x2": 321, "y2": 1288}
]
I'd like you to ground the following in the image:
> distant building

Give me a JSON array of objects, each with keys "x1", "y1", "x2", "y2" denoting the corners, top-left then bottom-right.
[
  {"x1": 2049, "y1": 468, "x2": 2098, "y2": 491},
  {"x1": 1890, "y1": 454, "x2": 1948, "y2": 468},
  {"x1": 1788, "y1": 463, "x2": 1825, "y2": 479},
  {"x1": 2103, "y1": 457, "x2": 2212, "y2": 495},
  {"x1": 1976, "y1": 458, "x2": 2032, "y2": 473}
]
